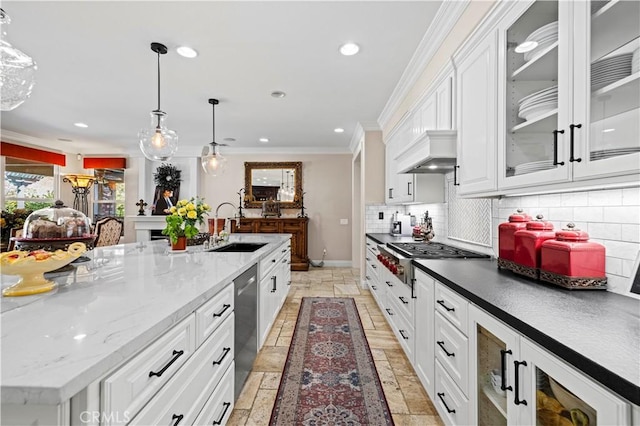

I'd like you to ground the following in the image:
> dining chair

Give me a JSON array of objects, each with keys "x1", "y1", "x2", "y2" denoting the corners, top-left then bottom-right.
[{"x1": 94, "y1": 217, "x2": 123, "y2": 247}]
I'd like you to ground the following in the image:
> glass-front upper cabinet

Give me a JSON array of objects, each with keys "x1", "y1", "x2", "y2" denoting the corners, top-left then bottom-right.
[{"x1": 499, "y1": 0, "x2": 639, "y2": 190}]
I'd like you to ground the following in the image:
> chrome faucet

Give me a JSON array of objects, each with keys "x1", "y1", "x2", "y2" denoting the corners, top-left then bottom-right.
[{"x1": 213, "y1": 202, "x2": 240, "y2": 244}]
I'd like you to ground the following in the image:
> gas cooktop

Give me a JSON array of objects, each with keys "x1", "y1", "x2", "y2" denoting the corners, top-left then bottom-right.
[{"x1": 388, "y1": 242, "x2": 491, "y2": 259}]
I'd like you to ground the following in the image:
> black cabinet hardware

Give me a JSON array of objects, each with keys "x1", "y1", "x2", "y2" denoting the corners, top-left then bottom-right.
[
  {"x1": 437, "y1": 341, "x2": 455, "y2": 357},
  {"x1": 453, "y1": 165, "x2": 460, "y2": 186},
  {"x1": 569, "y1": 124, "x2": 582, "y2": 163},
  {"x1": 272, "y1": 259, "x2": 276, "y2": 263},
  {"x1": 411, "y1": 278, "x2": 417, "y2": 299},
  {"x1": 212, "y1": 402, "x2": 231, "y2": 425},
  {"x1": 386, "y1": 308, "x2": 394, "y2": 316},
  {"x1": 437, "y1": 299, "x2": 455, "y2": 312},
  {"x1": 149, "y1": 350, "x2": 184, "y2": 377},
  {"x1": 386, "y1": 281, "x2": 393, "y2": 287},
  {"x1": 271, "y1": 276, "x2": 277, "y2": 293},
  {"x1": 407, "y1": 181, "x2": 412, "y2": 196},
  {"x1": 389, "y1": 188, "x2": 394, "y2": 199},
  {"x1": 372, "y1": 264, "x2": 377, "y2": 269},
  {"x1": 437, "y1": 393, "x2": 456, "y2": 413},
  {"x1": 171, "y1": 414, "x2": 183, "y2": 426},
  {"x1": 553, "y1": 130, "x2": 565, "y2": 166},
  {"x1": 514, "y1": 360, "x2": 528, "y2": 405},
  {"x1": 399, "y1": 296, "x2": 409, "y2": 304},
  {"x1": 365, "y1": 275, "x2": 371, "y2": 280},
  {"x1": 212, "y1": 347, "x2": 231, "y2": 365},
  {"x1": 212, "y1": 304, "x2": 231, "y2": 318},
  {"x1": 371, "y1": 285, "x2": 377, "y2": 290},
  {"x1": 500, "y1": 349, "x2": 513, "y2": 392},
  {"x1": 399, "y1": 330, "x2": 409, "y2": 340}
]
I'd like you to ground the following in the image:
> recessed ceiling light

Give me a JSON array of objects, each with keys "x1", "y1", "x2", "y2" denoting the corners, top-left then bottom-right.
[
  {"x1": 176, "y1": 46, "x2": 198, "y2": 58},
  {"x1": 514, "y1": 40, "x2": 538, "y2": 53},
  {"x1": 259, "y1": 138, "x2": 269, "y2": 143},
  {"x1": 334, "y1": 128, "x2": 345, "y2": 133},
  {"x1": 339, "y1": 42, "x2": 360, "y2": 56},
  {"x1": 271, "y1": 91, "x2": 286, "y2": 98},
  {"x1": 74, "y1": 122, "x2": 88, "y2": 128},
  {"x1": 223, "y1": 137, "x2": 236, "y2": 142}
]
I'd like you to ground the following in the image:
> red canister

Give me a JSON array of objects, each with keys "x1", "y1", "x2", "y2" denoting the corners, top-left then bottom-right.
[
  {"x1": 498, "y1": 209, "x2": 531, "y2": 270},
  {"x1": 513, "y1": 215, "x2": 555, "y2": 279},
  {"x1": 540, "y1": 223, "x2": 607, "y2": 290}
]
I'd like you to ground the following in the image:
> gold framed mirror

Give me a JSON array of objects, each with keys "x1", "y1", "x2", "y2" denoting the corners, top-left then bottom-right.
[{"x1": 244, "y1": 162, "x2": 302, "y2": 208}]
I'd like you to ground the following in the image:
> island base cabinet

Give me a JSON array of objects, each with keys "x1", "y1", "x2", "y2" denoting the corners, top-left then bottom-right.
[
  {"x1": 469, "y1": 305, "x2": 631, "y2": 426},
  {"x1": 128, "y1": 315, "x2": 234, "y2": 426},
  {"x1": 192, "y1": 362, "x2": 234, "y2": 426},
  {"x1": 1, "y1": 402, "x2": 70, "y2": 426}
]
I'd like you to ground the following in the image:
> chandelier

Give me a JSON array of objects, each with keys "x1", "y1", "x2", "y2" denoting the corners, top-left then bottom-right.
[
  {"x1": 139, "y1": 42, "x2": 178, "y2": 161},
  {"x1": 0, "y1": 8, "x2": 37, "y2": 111},
  {"x1": 201, "y1": 98, "x2": 228, "y2": 176}
]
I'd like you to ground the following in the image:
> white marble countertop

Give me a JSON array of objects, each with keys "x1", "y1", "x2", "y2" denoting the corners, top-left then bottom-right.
[{"x1": 0, "y1": 234, "x2": 290, "y2": 405}]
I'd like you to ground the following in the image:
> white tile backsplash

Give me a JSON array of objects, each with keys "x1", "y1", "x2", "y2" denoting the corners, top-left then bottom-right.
[
  {"x1": 588, "y1": 222, "x2": 622, "y2": 240},
  {"x1": 621, "y1": 224, "x2": 640, "y2": 243},
  {"x1": 573, "y1": 206, "x2": 604, "y2": 222},
  {"x1": 562, "y1": 192, "x2": 589, "y2": 206},
  {"x1": 604, "y1": 206, "x2": 640, "y2": 224},
  {"x1": 622, "y1": 187, "x2": 640, "y2": 205},
  {"x1": 588, "y1": 189, "x2": 622, "y2": 206}
]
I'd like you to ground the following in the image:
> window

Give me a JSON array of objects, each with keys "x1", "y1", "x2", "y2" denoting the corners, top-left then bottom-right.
[
  {"x1": 93, "y1": 169, "x2": 125, "y2": 221},
  {"x1": 3, "y1": 157, "x2": 55, "y2": 213}
]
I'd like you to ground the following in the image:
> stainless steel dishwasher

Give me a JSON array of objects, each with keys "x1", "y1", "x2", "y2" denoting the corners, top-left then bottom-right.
[{"x1": 233, "y1": 264, "x2": 258, "y2": 400}]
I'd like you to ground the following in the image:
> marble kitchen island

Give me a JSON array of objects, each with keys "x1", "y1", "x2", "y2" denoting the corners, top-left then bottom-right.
[{"x1": 1, "y1": 234, "x2": 290, "y2": 425}]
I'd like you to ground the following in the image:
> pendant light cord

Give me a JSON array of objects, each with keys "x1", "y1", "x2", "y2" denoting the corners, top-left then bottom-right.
[{"x1": 155, "y1": 51, "x2": 161, "y2": 128}]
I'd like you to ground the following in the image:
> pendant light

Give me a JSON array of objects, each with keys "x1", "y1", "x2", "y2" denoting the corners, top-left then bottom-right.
[
  {"x1": 0, "y1": 8, "x2": 37, "y2": 111},
  {"x1": 201, "y1": 98, "x2": 228, "y2": 176},
  {"x1": 139, "y1": 42, "x2": 178, "y2": 161}
]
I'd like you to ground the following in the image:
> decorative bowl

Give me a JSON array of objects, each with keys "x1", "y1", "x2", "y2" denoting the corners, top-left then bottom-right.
[{"x1": 0, "y1": 242, "x2": 87, "y2": 297}]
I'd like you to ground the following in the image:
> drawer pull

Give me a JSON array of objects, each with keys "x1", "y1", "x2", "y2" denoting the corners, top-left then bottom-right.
[
  {"x1": 272, "y1": 259, "x2": 276, "y2": 263},
  {"x1": 212, "y1": 347, "x2": 231, "y2": 366},
  {"x1": 149, "y1": 350, "x2": 184, "y2": 377},
  {"x1": 213, "y1": 304, "x2": 231, "y2": 318},
  {"x1": 212, "y1": 402, "x2": 231, "y2": 425},
  {"x1": 437, "y1": 341, "x2": 455, "y2": 357},
  {"x1": 500, "y1": 349, "x2": 513, "y2": 392},
  {"x1": 437, "y1": 299, "x2": 455, "y2": 312},
  {"x1": 437, "y1": 393, "x2": 456, "y2": 414},
  {"x1": 371, "y1": 285, "x2": 377, "y2": 290},
  {"x1": 385, "y1": 281, "x2": 393, "y2": 287},
  {"x1": 385, "y1": 308, "x2": 394, "y2": 316},
  {"x1": 399, "y1": 330, "x2": 409, "y2": 340},
  {"x1": 282, "y1": 248, "x2": 287, "y2": 253},
  {"x1": 271, "y1": 276, "x2": 277, "y2": 293},
  {"x1": 171, "y1": 414, "x2": 184, "y2": 426},
  {"x1": 514, "y1": 360, "x2": 528, "y2": 406},
  {"x1": 282, "y1": 259, "x2": 287, "y2": 263},
  {"x1": 366, "y1": 257, "x2": 370, "y2": 261},
  {"x1": 399, "y1": 296, "x2": 408, "y2": 304},
  {"x1": 410, "y1": 278, "x2": 416, "y2": 299},
  {"x1": 365, "y1": 275, "x2": 371, "y2": 280},
  {"x1": 372, "y1": 265, "x2": 377, "y2": 269}
]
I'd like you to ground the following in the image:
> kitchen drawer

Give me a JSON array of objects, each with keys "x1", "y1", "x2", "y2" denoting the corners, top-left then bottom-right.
[
  {"x1": 195, "y1": 283, "x2": 234, "y2": 347},
  {"x1": 388, "y1": 296, "x2": 415, "y2": 363},
  {"x1": 129, "y1": 314, "x2": 234, "y2": 426},
  {"x1": 101, "y1": 315, "x2": 196, "y2": 425},
  {"x1": 435, "y1": 311, "x2": 469, "y2": 396},
  {"x1": 260, "y1": 242, "x2": 287, "y2": 278},
  {"x1": 389, "y1": 280, "x2": 414, "y2": 325},
  {"x1": 435, "y1": 282, "x2": 468, "y2": 335},
  {"x1": 193, "y1": 362, "x2": 235, "y2": 426},
  {"x1": 435, "y1": 360, "x2": 469, "y2": 426}
]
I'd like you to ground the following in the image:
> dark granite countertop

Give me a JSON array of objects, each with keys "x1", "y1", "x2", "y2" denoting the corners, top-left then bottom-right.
[{"x1": 413, "y1": 258, "x2": 640, "y2": 405}]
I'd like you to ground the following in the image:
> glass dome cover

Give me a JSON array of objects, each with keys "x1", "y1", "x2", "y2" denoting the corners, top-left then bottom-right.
[{"x1": 23, "y1": 200, "x2": 92, "y2": 240}]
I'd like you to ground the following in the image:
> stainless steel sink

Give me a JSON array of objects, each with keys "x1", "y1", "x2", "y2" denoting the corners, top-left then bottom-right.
[{"x1": 207, "y1": 242, "x2": 267, "y2": 253}]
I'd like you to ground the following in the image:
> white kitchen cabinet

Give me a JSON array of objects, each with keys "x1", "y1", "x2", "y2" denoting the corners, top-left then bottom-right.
[
  {"x1": 469, "y1": 304, "x2": 631, "y2": 426},
  {"x1": 258, "y1": 242, "x2": 290, "y2": 347},
  {"x1": 497, "y1": 0, "x2": 640, "y2": 191},
  {"x1": 413, "y1": 268, "x2": 435, "y2": 399},
  {"x1": 364, "y1": 238, "x2": 381, "y2": 299},
  {"x1": 453, "y1": 27, "x2": 499, "y2": 195}
]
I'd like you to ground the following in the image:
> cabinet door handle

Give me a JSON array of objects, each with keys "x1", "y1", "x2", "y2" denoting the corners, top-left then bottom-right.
[
  {"x1": 171, "y1": 414, "x2": 184, "y2": 426},
  {"x1": 366, "y1": 257, "x2": 371, "y2": 261},
  {"x1": 437, "y1": 393, "x2": 456, "y2": 414},
  {"x1": 407, "y1": 181, "x2": 412, "y2": 196},
  {"x1": 389, "y1": 188, "x2": 394, "y2": 199},
  {"x1": 553, "y1": 130, "x2": 565, "y2": 166},
  {"x1": 372, "y1": 265, "x2": 377, "y2": 269},
  {"x1": 271, "y1": 276, "x2": 277, "y2": 292},
  {"x1": 212, "y1": 347, "x2": 231, "y2": 366},
  {"x1": 569, "y1": 124, "x2": 582, "y2": 163},
  {"x1": 212, "y1": 402, "x2": 231, "y2": 425},
  {"x1": 386, "y1": 308, "x2": 394, "y2": 316},
  {"x1": 282, "y1": 258, "x2": 287, "y2": 263},
  {"x1": 213, "y1": 304, "x2": 231, "y2": 318},
  {"x1": 411, "y1": 278, "x2": 417, "y2": 299},
  {"x1": 500, "y1": 349, "x2": 513, "y2": 392},
  {"x1": 272, "y1": 259, "x2": 276, "y2": 263},
  {"x1": 453, "y1": 165, "x2": 460, "y2": 186},
  {"x1": 437, "y1": 299, "x2": 455, "y2": 312},
  {"x1": 386, "y1": 280, "x2": 393, "y2": 287},
  {"x1": 399, "y1": 296, "x2": 409, "y2": 304},
  {"x1": 437, "y1": 340, "x2": 455, "y2": 357},
  {"x1": 399, "y1": 329, "x2": 409, "y2": 340},
  {"x1": 514, "y1": 360, "x2": 528, "y2": 406},
  {"x1": 282, "y1": 248, "x2": 287, "y2": 252},
  {"x1": 149, "y1": 350, "x2": 184, "y2": 377}
]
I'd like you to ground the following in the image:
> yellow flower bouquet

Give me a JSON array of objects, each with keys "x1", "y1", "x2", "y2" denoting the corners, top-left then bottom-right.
[{"x1": 162, "y1": 196, "x2": 211, "y2": 244}]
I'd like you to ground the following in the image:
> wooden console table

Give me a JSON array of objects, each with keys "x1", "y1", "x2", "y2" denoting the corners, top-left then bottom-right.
[{"x1": 230, "y1": 217, "x2": 309, "y2": 271}]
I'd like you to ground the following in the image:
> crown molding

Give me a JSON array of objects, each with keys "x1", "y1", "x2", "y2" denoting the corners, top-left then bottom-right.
[
  {"x1": 0, "y1": 129, "x2": 64, "y2": 152},
  {"x1": 377, "y1": 0, "x2": 469, "y2": 131},
  {"x1": 220, "y1": 146, "x2": 352, "y2": 155}
]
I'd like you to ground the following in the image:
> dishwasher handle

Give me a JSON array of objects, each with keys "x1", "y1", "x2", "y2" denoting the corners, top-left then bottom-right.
[{"x1": 236, "y1": 275, "x2": 256, "y2": 296}]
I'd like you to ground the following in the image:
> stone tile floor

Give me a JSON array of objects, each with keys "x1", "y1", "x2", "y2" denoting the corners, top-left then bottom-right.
[{"x1": 228, "y1": 267, "x2": 444, "y2": 425}]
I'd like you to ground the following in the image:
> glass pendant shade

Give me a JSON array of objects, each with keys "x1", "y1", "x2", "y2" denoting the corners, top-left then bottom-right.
[
  {"x1": 0, "y1": 9, "x2": 37, "y2": 111},
  {"x1": 139, "y1": 111, "x2": 178, "y2": 161},
  {"x1": 201, "y1": 146, "x2": 228, "y2": 176}
]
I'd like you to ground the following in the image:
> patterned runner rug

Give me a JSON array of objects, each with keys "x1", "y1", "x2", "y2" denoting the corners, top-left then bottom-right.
[{"x1": 270, "y1": 297, "x2": 393, "y2": 425}]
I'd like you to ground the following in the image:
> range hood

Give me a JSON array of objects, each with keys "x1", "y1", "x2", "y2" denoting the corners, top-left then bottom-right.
[{"x1": 395, "y1": 130, "x2": 457, "y2": 174}]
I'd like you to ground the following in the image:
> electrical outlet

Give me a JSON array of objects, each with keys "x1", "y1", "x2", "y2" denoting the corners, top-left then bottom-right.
[
  {"x1": 378, "y1": 212, "x2": 384, "y2": 220},
  {"x1": 340, "y1": 218, "x2": 348, "y2": 225},
  {"x1": 323, "y1": 248, "x2": 327, "y2": 255}
]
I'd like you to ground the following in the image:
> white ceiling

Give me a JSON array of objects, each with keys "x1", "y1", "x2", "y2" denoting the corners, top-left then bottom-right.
[{"x1": 0, "y1": 1, "x2": 442, "y2": 157}]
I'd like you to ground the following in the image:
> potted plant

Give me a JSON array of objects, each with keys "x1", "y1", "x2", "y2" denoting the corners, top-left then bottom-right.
[{"x1": 162, "y1": 196, "x2": 211, "y2": 250}]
